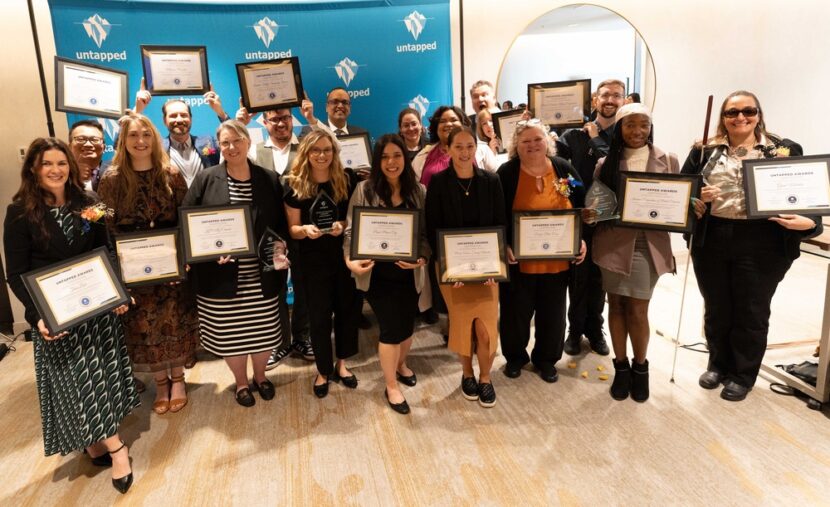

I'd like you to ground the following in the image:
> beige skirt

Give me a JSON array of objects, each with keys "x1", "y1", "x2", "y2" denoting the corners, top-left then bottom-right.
[{"x1": 437, "y1": 277, "x2": 499, "y2": 357}]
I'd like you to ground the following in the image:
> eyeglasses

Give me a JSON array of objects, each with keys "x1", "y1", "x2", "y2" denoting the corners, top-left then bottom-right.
[
  {"x1": 516, "y1": 119, "x2": 542, "y2": 127},
  {"x1": 310, "y1": 147, "x2": 334, "y2": 156},
  {"x1": 722, "y1": 107, "x2": 759, "y2": 118},
  {"x1": 219, "y1": 138, "x2": 247, "y2": 148},
  {"x1": 72, "y1": 136, "x2": 104, "y2": 145},
  {"x1": 265, "y1": 115, "x2": 292, "y2": 124},
  {"x1": 327, "y1": 99, "x2": 351, "y2": 107}
]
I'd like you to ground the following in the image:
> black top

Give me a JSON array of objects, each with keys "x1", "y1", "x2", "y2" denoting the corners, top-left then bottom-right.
[
  {"x1": 182, "y1": 162, "x2": 288, "y2": 298},
  {"x1": 496, "y1": 155, "x2": 585, "y2": 248},
  {"x1": 680, "y1": 139, "x2": 822, "y2": 260},
  {"x1": 4, "y1": 191, "x2": 106, "y2": 327},
  {"x1": 425, "y1": 163, "x2": 507, "y2": 253},
  {"x1": 555, "y1": 123, "x2": 613, "y2": 187}
]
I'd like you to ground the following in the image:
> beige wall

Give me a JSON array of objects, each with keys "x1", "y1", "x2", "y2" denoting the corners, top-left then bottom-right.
[{"x1": 3, "y1": 0, "x2": 830, "y2": 324}]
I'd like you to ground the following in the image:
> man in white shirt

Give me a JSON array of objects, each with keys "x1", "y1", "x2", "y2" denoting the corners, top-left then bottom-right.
[
  {"x1": 248, "y1": 109, "x2": 299, "y2": 176},
  {"x1": 300, "y1": 87, "x2": 368, "y2": 138}
]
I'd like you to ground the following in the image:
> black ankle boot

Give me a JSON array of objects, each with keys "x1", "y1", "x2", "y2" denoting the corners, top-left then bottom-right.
[
  {"x1": 631, "y1": 359, "x2": 649, "y2": 402},
  {"x1": 610, "y1": 358, "x2": 631, "y2": 400}
]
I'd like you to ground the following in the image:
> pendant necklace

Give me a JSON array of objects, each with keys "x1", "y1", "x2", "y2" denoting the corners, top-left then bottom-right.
[{"x1": 456, "y1": 178, "x2": 473, "y2": 196}]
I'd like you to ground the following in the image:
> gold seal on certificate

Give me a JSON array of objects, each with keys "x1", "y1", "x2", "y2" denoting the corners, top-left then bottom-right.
[
  {"x1": 350, "y1": 207, "x2": 419, "y2": 262},
  {"x1": 114, "y1": 229, "x2": 185, "y2": 287},
  {"x1": 140, "y1": 45, "x2": 210, "y2": 95},
  {"x1": 55, "y1": 57, "x2": 128, "y2": 120},
  {"x1": 338, "y1": 133, "x2": 372, "y2": 170},
  {"x1": 618, "y1": 171, "x2": 700, "y2": 233},
  {"x1": 437, "y1": 227, "x2": 509, "y2": 284},
  {"x1": 528, "y1": 79, "x2": 592, "y2": 128},
  {"x1": 512, "y1": 210, "x2": 581, "y2": 260},
  {"x1": 21, "y1": 247, "x2": 130, "y2": 334},
  {"x1": 742, "y1": 154, "x2": 830, "y2": 218},
  {"x1": 236, "y1": 57, "x2": 305, "y2": 113},
  {"x1": 179, "y1": 205, "x2": 256, "y2": 263}
]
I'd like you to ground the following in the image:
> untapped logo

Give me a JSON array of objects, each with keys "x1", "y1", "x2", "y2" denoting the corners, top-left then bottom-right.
[
  {"x1": 334, "y1": 57, "x2": 360, "y2": 87},
  {"x1": 403, "y1": 11, "x2": 427, "y2": 40},
  {"x1": 409, "y1": 95, "x2": 430, "y2": 117},
  {"x1": 99, "y1": 118, "x2": 120, "y2": 142},
  {"x1": 253, "y1": 17, "x2": 279, "y2": 48},
  {"x1": 82, "y1": 13, "x2": 112, "y2": 48}
]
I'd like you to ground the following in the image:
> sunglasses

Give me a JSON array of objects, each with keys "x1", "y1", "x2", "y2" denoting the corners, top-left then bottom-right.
[{"x1": 722, "y1": 107, "x2": 759, "y2": 118}]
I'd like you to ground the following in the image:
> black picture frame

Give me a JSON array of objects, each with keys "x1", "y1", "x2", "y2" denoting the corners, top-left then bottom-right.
[
  {"x1": 512, "y1": 209, "x2": 582, "y2": 260},
  {"x1": 113, "y1": 228, "x2": 186, "y2": 287},
  {"x1": 236, "y1": 56, "x2": 304, "y2": 113},
  {"x1": 437, "y1": 227, "x2": 509, "y2": 284},
  {"x1": 491, "y1": 109, "x2": 525, "y2": 154},
  {"x1": 338, "y1": 132, "x2": 373, "y2": 170},
  {"x1": 140, "y1": 45, "x2": 210, "y2": 96},
  {"x1": 742, "y1": 154, "x2": 830, "y2": 218},
  {"x1": 350, "y1": 206, "x2": 420, "y2": 262},
  {"x1": 179, "y1": 204, "x2": 256, "y2": 263},
  {"x1": 527, "y1": 79, "x2": 592, "y2": 129},
  {"x1": 617, "y1": 171, "x2": 700, "y2": 233},
  {"x1": 21, "y1": 246, "x2": 130, "y2": 334},
  {"x1": 55, "y1": 56, "x2": 128, "y2": 120}
]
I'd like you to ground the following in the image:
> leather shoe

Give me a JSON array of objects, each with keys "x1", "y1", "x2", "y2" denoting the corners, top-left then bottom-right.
[
  {"x1": 235, "y1": 387, "x2": 256, "y2": 407},
  {"x1": 254, "y1": 379, "x2": 276, "y2": 400},
  {"x1": 720, "y1": 380, "x2": 751, "y2": 402},
  {"x1": 385, "y1": 389, "x2": 410, "y2": 414},
  {"x1": 538, "y1": 365, "x2": 559, "y2": 383},
  {"x1": 503, "y1": 363, "x2": 522, "y2": 379},
  {"x1": 698, "y1": 370, "x2": 724, "y2": 390},
  {"x1": 396, "y1": 371, "x2": 417, "y2": 387},
  {"x1": 587, "y1": 334, "x2": 610, "y2": 356},
  {"x1": 564, "y1": 333, "x2": 582, "y2": 355},
  {"x1": 333, "y1": 370, "x2": 358, "y2": 389}
]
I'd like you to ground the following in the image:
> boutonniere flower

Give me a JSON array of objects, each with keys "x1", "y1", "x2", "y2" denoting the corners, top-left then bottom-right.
[
  {"x1": 554, "y1": 175, "x2": 583, "y2": 197},
  {"x1": 762, "y1": 144, "x2": 790, "y2": 159},
  {"x1": 202, "y1": 146, "x2": 216, "y2": 156},
  {"x1": 78, "y1": 203, "x2": 113, "y2": 233}
]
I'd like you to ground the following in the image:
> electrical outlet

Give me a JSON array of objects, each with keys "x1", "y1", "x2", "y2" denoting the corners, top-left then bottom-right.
[{"x1": 18, "y1": 146, "x2": 27, "y2": 162}]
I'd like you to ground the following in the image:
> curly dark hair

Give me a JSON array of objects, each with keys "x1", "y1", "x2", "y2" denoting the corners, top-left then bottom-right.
[{"x1": 427, "y1": 105, "x2": 470, "y2": 144}]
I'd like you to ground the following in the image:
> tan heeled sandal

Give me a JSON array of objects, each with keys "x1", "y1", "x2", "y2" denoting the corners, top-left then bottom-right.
[
  {"x1": 168, "y1": 373, "x2": 188, "y2": 413},
  {"x1": 152, "y1": 377, "x2": 170, "y2": 414}
]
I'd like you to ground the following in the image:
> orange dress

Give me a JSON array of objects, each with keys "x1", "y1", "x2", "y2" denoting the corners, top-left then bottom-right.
[{"x1": 513, "y1": 169, "x2": 573, "y2": 274}]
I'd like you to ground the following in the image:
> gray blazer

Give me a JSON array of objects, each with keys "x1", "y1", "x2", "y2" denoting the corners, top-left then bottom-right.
[
  {"x1": 343, "y1": 180, "x2": 431, "y2": 293},
  {"x1": 253, "y1": 142, "x2": 298, "y2": 181}
]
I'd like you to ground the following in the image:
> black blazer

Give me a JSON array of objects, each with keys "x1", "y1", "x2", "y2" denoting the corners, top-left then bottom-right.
[
  {"x1": 681, "y1": 139, "x2": 823, "y2": 260},
  {"x1": 497, "y1": 155, "x2": 585, "y2": 248},
  {"x1": 4, "y1": 192, "x2": 106, "y2": 327},
  {"x1": 425, "y1": 164, "x2": 507, "y2": 253},
  {"x1": 182, "y1": 162, "x2": 288, "y2": 298}
]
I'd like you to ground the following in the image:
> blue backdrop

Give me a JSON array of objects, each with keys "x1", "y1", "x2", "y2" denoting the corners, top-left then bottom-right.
[{"x1": 48, "y1": 0, "x2": 452, "y2": 160}]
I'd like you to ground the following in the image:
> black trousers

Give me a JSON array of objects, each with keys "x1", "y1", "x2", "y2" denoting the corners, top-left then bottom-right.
[
  {"x1": 691, "y1": 217, "x2": 793, "y2": 387},
  {"x1": 499, "y1": 267, "x2": 569, "y2": 369},
  {"x1": 567, "y1": 231, "x2": 605, "y2": 338},
  {"x1": 287, "y1": 239, "x2": 310, "y2": 343},
  {"x1": 303, "y1": 258, "x2": 360, "y2": 376}
]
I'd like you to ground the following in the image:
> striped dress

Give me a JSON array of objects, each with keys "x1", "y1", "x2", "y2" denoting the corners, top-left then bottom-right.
[{"x1": 196, "y1": 177, "x2": 283, "y2": 356}]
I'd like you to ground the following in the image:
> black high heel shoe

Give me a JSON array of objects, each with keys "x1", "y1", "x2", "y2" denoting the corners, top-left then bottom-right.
[{"x1": 108, "y1": 441, "x2": 133, "y2": 494}]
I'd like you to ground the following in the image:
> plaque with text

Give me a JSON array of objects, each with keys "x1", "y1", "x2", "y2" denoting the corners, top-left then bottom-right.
[
  {"x1": 141, "y1": 45, "x2": 210, "y2": 96},
  {"x1": 55, "y1": 57, "x2": 128, "y2": 120},
  {"x1": 179, "y1": 204, "x2": 256, "y2": 263},
  {"x1": 114, "y1": 228, "x2": 185, "y2": 287},
  {"x1": 310, "y1": 191, "x2": 338, "y2": 233},
  {"x1": 512, "y1": 209, "x2": 581, "y2": 260},
  {"x1": 437, "y1": 227, "x2": 508, "y2": 284},
  {"x1": 528, "y1": 79, "x2": 591, "y2": 129},
  {"x1": 236, "y1": 57, "x2": 304, "y2": 113},
  {"x1": 350, "y1": 207, "x2": 419, "y2": 262},
  {"x1": 618, "y1": 171, "x2": 699, "y2": 233},
  {"x1": 742, "y1": 154, "x2": 830, "y2": 217}
]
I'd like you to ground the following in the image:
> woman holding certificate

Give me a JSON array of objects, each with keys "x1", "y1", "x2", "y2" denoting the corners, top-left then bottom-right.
[
  {"x1": 682, "y1": 90, "x2": 822, "y2": 402},
  {"x1": 183, "y1": 120, "x2": 288, "y2": 407},
  {"x1": 497, "y1": 120, "x2": 587, "y2": 383},
  {"x1": 99, "y1": 113, "x2": 199, "y2": 415},
  {"x1": 425, "y1": 126, "x2": 507, "y2": 408},
  {"x1": 4, "y1": 138, "x2": 138, "y2": 493},
  {"x1": 343, "y1": 134, "x2": 430, "y2": 414},
  {"x1": 592, "y1": 103, "x2": 678, "y2": 403},
  {"x1": 284, "y1": 127, "x2": 361, "y2": 399}
]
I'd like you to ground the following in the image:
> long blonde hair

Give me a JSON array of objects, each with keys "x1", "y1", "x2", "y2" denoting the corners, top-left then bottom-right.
[
  {"x1": 286, "y1": 127, "x2": 349, "y2": 202},
  {"x1": 109, "y1": 113, "x2": 174, "y2": 213}
]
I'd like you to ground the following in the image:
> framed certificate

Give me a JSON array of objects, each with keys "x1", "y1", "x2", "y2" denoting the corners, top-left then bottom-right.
[
  {"x1": 350, "y1": 207, "x2": 419, "y2": 262},
  {"x1": 236, "y1": 57, "x2": 304, "y2": 113},
  {"x1": 21, "y1": 247, "x2": 130, "y2": 334},
  {"x1": 491, "y1": 110, "x2": 525, "y2": 154},
  {"x1": 437, "y1": 227, "x2": 509, "y2": 284},
  {"x1": 512, "y1": 210, "x2": 581, "y2": 260},
  {"x1": 742, "y1": 154, "x2": 830, "y2": 218},
  {"x1": 140, "y1": 45, "x2": 210, "y2": 96},
  {"x1": 618, "y1": 172, "x2": 700, "y2": 233},
  {"x1": 55, "y1": 57, "x2": 128, "y2": 120},
  {"x1": 179, "y1": 204, "x2": 256, "y2": 263},
  {"x1": 527, "y1": 79, "x2": 591, "y2": 129},
  {"x1": 338, "y1": 133, "x2": 372, "y2": 170},
  {"x1": 114, "y1": 228, "x2": 185, "y2": 287}
]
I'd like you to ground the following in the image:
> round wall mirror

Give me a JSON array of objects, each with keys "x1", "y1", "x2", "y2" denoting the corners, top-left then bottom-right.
[{"x1": 496, "y1": 4, "x2": 656, "y2": 113}]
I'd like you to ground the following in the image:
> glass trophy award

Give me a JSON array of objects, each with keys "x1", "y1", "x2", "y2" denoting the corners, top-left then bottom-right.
[
  {"x1": 585, "y1": 179, "x2": 619, "y2": 222},
  {"x1": 310, "y1": 190, "x2": 337, "y2": 233},
  {"x1": 258, "y1": 227, "x2": 289, "y2": 272}
]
